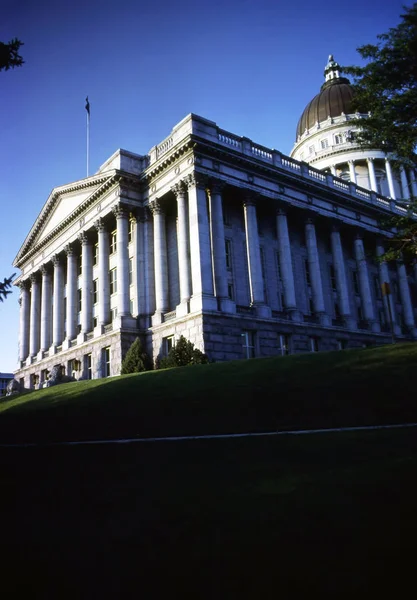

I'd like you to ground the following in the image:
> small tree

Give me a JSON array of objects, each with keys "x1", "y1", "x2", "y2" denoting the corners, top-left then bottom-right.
[
  {"x1": 159, "y1": 335, "x2": 208, "y2": 369},
  {"x1": 0, "y1": 39, "x2": 24, "y2": 72},
  {"x1": 121, "y1": 337, "x2": 151, "y2": 374}
]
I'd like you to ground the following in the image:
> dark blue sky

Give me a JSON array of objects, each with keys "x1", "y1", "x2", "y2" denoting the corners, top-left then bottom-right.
[{"x1": 0, "y1": 0, "x2": 408, "y2": 370}]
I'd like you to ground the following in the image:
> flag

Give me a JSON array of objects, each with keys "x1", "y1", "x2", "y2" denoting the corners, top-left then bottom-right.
[{"x1": 85, "y1": 96, "x2": 90, "y2": 115}]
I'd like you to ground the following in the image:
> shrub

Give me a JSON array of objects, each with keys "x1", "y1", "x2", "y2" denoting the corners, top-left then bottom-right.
[
  {"x1": 121, "y1": 338, "x2": 152, "y2": 374},
  {"x1": 158, "y1": 335, "x2": 209, "y2": 369}
]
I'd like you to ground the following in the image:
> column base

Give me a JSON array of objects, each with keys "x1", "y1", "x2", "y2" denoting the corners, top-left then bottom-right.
[
  {"x1": 176, "y1": 300, "x2": 190, "y2": 318},
  {"x1": 62, "y1": 338, "x2": 73, "y2": 351},
  {"x1": 319, "y1": 313, "x2": 331, "y2": 327},
  {"x1": 288, "y1": 309, "x2": 302, "y2": 323},
  {"x1": 152, "y1": 311, "x2": 165, "y2": 326},
  {"x1": 77, "y1": 332, "x2": 87, "y2": 344},
  {"x1": 26, "y1": 356, "x2": 34, "y2": 366},
  {"x1": 218, "y1": 297, "x2": 236, "y2": 314},
  {"x1": 343, "y1": 316, "x2": 357, "y2": 330},
  {"x1": 370, "y1": 321, "x2": 381, "y2": 333},
  {"x1": 118, "y1": 315, "x2": 137, "y2": 329},
  {"x1": 393, "y1": 324, "x2": 402, "y2": 336},
  {"x1": 49, "y1": 344, "x2": 58, "y2": 356},
  {"x1": 190, "y1": 294, "x2": 218, "y2": 313},
  {"x1": 37, "y1": 350, "x2": 46, "y2": 361},
  {"x1": 253, "y1": 304, "x2": 272, "y2": 319}
]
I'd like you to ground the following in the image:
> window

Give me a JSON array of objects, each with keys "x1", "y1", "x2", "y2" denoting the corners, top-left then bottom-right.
[
  {"x1": 352, "y1": 270, "x2": 360, "y2": 295},
  {"x1": 103, "y1": 347, "x2": 111, "y2": 377},
  {"x1": 310, "y1": 337, "x2": 319, "y2": 352},
  {"x1": 85, "y1": 353, "x2": 92, "y2": 380},
  {"x1": 163, "y1": 336, "x2": 174, "y2": 356},
  {"x1": 309, "y1": 145, "x2": 315, "y2": 155},
  {"x1": 223, "y1": 204, "x2": 231, "y2": 226},
  {"x1": 77, "y1": 289, "x2": 82, "y2": 312},
  {"x1": 227, "y1": 283, "x2": 234, "y2": 300},
  {"x1": 260, "y1": 247, "x2": 267, "y2": 303},
  {"x1": 129, "y1": 258, "x2": 133, "y2": 286},
  {"x1": 329, "y1": 264, "x2": 337, "y2": 291},
  {"x1": 357, "y1": 304, "x2": 364, "y2": 322},
  {"x1": 374, "y1": 276, "x2": 382, "y2": 300},
  {"x1": 242, "y1": 331, "x2": 255, "y2": 359},
  {"x1": 304, "y1": 259, "x2": 311, "y2": 287},
  {"x1": 110, "y1": 268, "x2": 117, "y2": 295},
  {"x1": 225, "y1": 239, "x2": 233, "y2": 270},
  {"x1": 334, "y1": 134, "x2": 343, "y2": 145},
  {"x1": 93, "y1": 316, "x2": 98, "y2": 329},
  {"x1": 334, "y1": 301, "x2": 341, "y2": 319},
  {"x1": 278, "y1": 334, "x2": 290, "y2": 356},
  {"x1": 93, "y1": 279, "x2": 98, "y2": 304},
  {"x1": 320, "y1": 139, "x2": 329, "y2": 149},
  {"x1": 128, "y1": 219, "x2": 134, "y2": 244},
  {"x1": 93, "y1": 243, "x2": 98, "y2": 266},
  {"x1": 110, "y1": 230, "x2": 117, "y2": 254}
]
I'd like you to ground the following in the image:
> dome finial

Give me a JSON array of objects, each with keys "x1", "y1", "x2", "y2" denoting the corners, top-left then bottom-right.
[{"x1": 324, "y1": 54, "x2": 340, "y2": 82}]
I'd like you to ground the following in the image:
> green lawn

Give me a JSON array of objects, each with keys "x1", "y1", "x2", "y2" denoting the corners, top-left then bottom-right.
[
  {"x1": 1, "y1": 343, "x2": 417, "y2": 443},
  {"x1": 2, "y1": 344, "x2": 417, "y2": 598},
  {"x1": 1, "y1": 428, "x2": 417, "y2": 598}
]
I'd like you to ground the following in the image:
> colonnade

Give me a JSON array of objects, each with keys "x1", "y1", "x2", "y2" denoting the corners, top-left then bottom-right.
[{"x1": 18, "y1": 178, "x2": 417, "y2": 364}]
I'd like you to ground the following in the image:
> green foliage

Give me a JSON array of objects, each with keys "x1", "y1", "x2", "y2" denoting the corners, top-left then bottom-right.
[
  {"x1": 0, "y1": 38, "x2": 24, "y2": 72},
  {"x1": 0, "y1": 274, "x2": 15, "y2": 303},
  {"x1": 342, "y1": 4, "x2": 417, "y2": 166},
  {"x1": 158, "y1": 335, "x2": 209, "y2": 369},
  {"x1": 121, "y1": 337, "x2": 151, "y2": 374}
]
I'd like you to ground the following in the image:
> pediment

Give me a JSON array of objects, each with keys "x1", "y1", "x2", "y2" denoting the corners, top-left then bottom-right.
[
  {"x1": 14, "y1": 173, "x2": 116, "y2": 266},
  {"x1": 37, "y1": 188, "x2": 98, "y2": 243}
]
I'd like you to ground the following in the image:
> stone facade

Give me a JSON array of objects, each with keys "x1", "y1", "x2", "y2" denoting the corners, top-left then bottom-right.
[{"x1": 12, "y1": 107, "x2": 417, "y2": 390}]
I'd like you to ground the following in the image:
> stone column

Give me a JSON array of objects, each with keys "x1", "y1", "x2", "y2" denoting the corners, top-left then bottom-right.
[
  {"x1": 29, "y1": 273, "x2": 41, "y2": 357},
  {"x1": 331, "y1": 226, "x2": 355, "y2": 328},
  {"x1": 385, "y1": 159, "x2": 396, "y2": 199},
  {"x1": 208, "y1": 181, "x2": 235, "y2": 313},
  {"x1": 78, "y1": 231, "x2": 93, "y2": 337},
  {"x1": 400, "y1": 167, "x2": 410, "y2": 200},
  {"x1": 409, "y1": 170, "x2": 417, "y2": 197},
  {"x1": 113, "y1": 204, "x2": 133, "y2": 324},
  {"x1": 397, "y1": 261, "x2": 417, "y2": 336},
  {"x1": 305, "y1": 219, "x2": 329, "y2": 325},
  {"x1": 276, "y1": 209, "x2": 299, "y2": 320},
  {"x1": 172, "y1": 181, "x2": 192, "y2": 317},
  {"x1": 94, "y1": 218, "x2": 110, "y2": 330},
  {"x1": 150, "y1": 200, "x2": 169, "y2": 324},
  {"x1": 376, "y1": 242, "x2": 400, "y2": 335},
  {"x1": 185, "y1": 173, "x2": 217, "y2": 312},
  {"x1": 64, "y1": 244, "x2": 77, "y2": 345},
  {"x1": 18, "y1": 281, "x2": 30, "y2": 362},
  {"x1": 330, "y1": 165, "x2": 337, "y2": 176},
  {"x1": 243, "y1": 195, "x2": 271, "y2": 318},
  {"x1": 354, "y1": 234, "x2": 379, "y2": 331},
  {"x1": 40, "y1": 265, "x2": 52, "y2": 352},
  {"x1": 52, "y1": 254, "x2": 65, "y2": 348},
  {"x1": 348, "y1": 161, "x2": 357, "y2": 184},
  {"x1": 367, "y1": 158, "x2": 378, "y2": 192}
]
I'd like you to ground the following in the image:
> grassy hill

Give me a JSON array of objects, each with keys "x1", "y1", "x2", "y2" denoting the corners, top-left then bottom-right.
[
  {"x1": 2, "y1": 344, "x2": 417, "y2": 598},
  {"x1": 1, "y1": 342, "x2": 417, "y2": 443}
]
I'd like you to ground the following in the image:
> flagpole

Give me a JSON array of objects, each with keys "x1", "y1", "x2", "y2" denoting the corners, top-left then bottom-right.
[
  {"x1": 86, "y1": 106, "x2": 90, "y2": 177},
  {"x1": 85, "y1": 96, "x2": 90, "y2": 177}
]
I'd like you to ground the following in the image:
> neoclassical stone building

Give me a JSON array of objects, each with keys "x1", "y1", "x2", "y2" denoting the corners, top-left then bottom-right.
[{"x1": 13, "y1": 59, "x2": 417, "y2": 388}]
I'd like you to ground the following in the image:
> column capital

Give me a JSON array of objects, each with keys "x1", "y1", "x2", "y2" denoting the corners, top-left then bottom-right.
[
  {"x1": 331, "y1": 223, "x2": 341, "y2": 234},
  {"x1": 30, "y1": 272, "x2": 40, "y2": 285},
  {"x1": 367, "y1": 157, "x2": 374, "y2": 163},
  {"x1": 242, "y1": 191, "x2": 258, "y2": 208},
  {"x1": 40, "y1": 264, "x2": 51, "y2": 276},
  {"x1": 184, "y1": 172, "x2": 208, "y2": 190},
  {"x1": 52, "y1": 254, "x2": 61, "y2": 267},
  {"x1": 94, "y1": 217, "x2": 107, "y2": 233},
  {"x1": 171, "y1": 180, "x2": 187, "y2": 197},
  {"x1": 112, "y1": 203, "x2": 129, "y2": 219},
  {"x1": 276, "y1": 207, "x2": 287, "y2": 217},
  {"x1": 149, "y1": 199, "x2": 164, "y2": 215},
  {"x1": 64, "y1": 243, "x2": 75, "y2": 256},
  {"x1": 78, "y1": 231, "x2": 91, "y2": 246},
  {"x1": 305, "y1": 216, "x2": 316, "y2": 226},
  {"x1": 207, "y1": 180, "x2": 226, "y2": 196},
  {"x1": 18, "y1": 279, "x2": 30, "y2": 291}
]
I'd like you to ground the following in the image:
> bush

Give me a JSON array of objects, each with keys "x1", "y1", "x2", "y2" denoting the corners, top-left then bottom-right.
[
  {"x1": 121, "y1": 338, "x2": 152, "y2": 374},
  {"x1": 158, "y1": 336, "x2": 209, "y2": 369}
]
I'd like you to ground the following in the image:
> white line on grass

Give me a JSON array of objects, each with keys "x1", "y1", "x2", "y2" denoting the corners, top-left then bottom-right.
[{"x1": 1, "y1": 422, "x2": 417, "y2": 448}]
